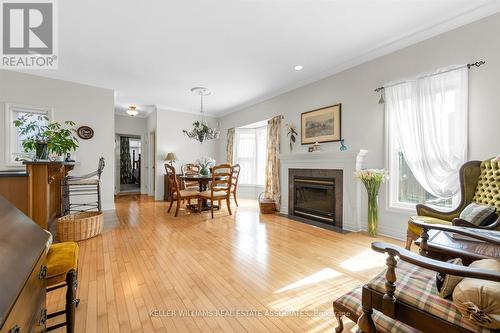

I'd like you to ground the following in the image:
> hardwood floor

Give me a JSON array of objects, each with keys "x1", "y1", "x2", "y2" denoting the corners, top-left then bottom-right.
[{"x1": 47, "y1": 195, "x2": 403, "y2": 333}]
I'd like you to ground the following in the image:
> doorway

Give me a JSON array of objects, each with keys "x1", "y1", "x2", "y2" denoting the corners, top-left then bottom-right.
[
  {"x1": 117, "y1": 135, "x2": 142, "y2": 194},
  {"x1": 149, "y1": 131, "x2": 156, "y2": 197}
]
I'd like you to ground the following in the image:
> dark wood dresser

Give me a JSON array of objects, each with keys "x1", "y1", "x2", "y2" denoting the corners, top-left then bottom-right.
[
  {"x1": 0, "y1": 170, "x2": 29, "y2": 215},
  {"x1": 0, "y1": 196, "x2": 51, "y2": 333}
]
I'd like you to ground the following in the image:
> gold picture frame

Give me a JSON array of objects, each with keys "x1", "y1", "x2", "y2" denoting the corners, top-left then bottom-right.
[{"x1": 301, "y1": 104, "x2": 341, "y2": 144}]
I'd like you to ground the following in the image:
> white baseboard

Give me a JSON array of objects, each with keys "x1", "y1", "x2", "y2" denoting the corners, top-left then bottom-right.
[
  {"x1": 237, "y1": 185, "x2": 264, "y2": 199},
  {"x1": 278, "y1": 209, "x2": 405, "y2": 241}
]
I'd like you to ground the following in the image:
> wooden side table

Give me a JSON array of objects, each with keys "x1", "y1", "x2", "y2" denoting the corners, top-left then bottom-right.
[{"x1": 415, "y1": 228, "x2": 500, "y2": 265}]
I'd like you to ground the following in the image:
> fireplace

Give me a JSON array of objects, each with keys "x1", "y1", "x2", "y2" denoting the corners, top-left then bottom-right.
[
  {"x1": 289, "y1": 169, "x2": 343, "y2": 230},
  {"x1": 294, "y1": 177, "x2": 335, "y2": 223}
]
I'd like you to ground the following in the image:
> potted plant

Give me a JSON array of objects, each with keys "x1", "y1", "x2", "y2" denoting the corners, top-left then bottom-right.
[
  {"x1": 46, "y1": 120, "x2": 79, "y2": 160},
  {"x1": 14, "y1": 115, "x2": 79, "y2": 161}
]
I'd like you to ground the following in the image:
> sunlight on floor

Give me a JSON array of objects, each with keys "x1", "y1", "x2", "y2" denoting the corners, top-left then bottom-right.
[
  {"x1": 340, "y1": 249, "x2": 386, "y2": 272},
  {"x1": 274, "y1": 268, "x2": 342, "y2": 294},
  {"x1": 104, "y1": 196, "x2": 403, "y2": 333},
  {"x1": 234, "y1": 211, "x2": 269, "y2": 264}
]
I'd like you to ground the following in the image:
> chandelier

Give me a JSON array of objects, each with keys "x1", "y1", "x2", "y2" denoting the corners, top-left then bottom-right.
[
  {"x1": 126, "y1": 105, "x2": 138, "y2": 117},
  {"x1": 182, "y1": 87, "x2": 220, "y2": 143}
]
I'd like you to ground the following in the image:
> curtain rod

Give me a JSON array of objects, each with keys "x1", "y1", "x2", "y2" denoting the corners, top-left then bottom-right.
[{"x1": 374, "y1": 61, "x2": 486, "y2": 92}]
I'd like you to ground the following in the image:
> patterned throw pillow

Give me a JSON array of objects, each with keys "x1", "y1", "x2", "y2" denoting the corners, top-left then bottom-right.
[
  {"x1": 436, "y1": 258, "x2": 464, "y2": 298},
  {"x1": 459, "y1": 203, "x2": 497, "y2": 226}
]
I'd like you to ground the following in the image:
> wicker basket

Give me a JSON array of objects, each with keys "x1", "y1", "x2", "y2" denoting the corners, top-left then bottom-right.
[
  {"x1": 57, "y1": 212, "x2": 103, "y2": 242},
  {"x1": 259, "y1": 192, "x2": 277, "y2": 214}
]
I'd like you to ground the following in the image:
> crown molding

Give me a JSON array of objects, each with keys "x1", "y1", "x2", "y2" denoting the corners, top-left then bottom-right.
[{"x1": 216, "y1": 0, "x2": 500, "y2": 118}]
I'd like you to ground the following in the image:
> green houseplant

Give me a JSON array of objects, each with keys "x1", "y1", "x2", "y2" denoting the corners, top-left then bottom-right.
[{"x1": 14, "y1": 115, "x2": 79, "y2": 160}]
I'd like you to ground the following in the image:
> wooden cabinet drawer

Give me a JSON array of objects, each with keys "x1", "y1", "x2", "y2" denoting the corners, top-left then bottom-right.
[{"x1": 0, "y1": 251, "x2": 47, "y2": 333}]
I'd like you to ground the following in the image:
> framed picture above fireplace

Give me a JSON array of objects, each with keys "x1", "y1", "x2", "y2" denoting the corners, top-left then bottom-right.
[{"x1": 301, "y1": 104, "x2": 341, "y2": 144}]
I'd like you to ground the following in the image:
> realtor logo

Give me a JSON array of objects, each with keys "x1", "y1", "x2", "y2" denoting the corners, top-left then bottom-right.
[{"x1": 1, "y1": 0, "x2": 58, "y2": 68}]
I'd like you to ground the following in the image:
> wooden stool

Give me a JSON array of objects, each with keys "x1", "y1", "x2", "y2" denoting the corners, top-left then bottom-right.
[{"x1": 46, "y1": 242, "x2": 79, "y2": 333}]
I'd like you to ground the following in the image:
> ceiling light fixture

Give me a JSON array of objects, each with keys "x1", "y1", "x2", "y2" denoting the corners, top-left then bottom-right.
[
  {"x1": 294, "y1": 65, "x2": 303, "y2": 71},
  {"x1": 182, "y1": 87, "x2": 220, "y2": 143},
  {"x1": 126, "y1": 105, "x2": 138, "y2": 117}
]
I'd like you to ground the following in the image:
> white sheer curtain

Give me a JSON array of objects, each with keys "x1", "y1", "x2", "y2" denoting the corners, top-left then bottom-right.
[{"x1": 385, "y1": 65, "x2": 468, "y2": 198}]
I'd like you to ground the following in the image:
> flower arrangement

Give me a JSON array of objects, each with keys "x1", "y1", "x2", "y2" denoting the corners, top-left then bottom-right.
[
  {"x1": 196, "y1": 157, "x2": 215, "y2": 176},
  {"x1": 14, "y1": 114, "x2": 79, "y2": 160},
  {"x1": 286, "y1": 123, "x2": 298, "y2": 152},
  {"x1": 354, "y1": 169, "x2": 388, "y2": 237}
]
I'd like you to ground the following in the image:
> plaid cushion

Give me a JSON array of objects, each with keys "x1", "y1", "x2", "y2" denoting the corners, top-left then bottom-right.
[
  {"x1": 335, "y1": 286, "x2": 420, "y2": 333},
  {"x1": 368, "y1": 260, "x2": 493, "y2": 333}
]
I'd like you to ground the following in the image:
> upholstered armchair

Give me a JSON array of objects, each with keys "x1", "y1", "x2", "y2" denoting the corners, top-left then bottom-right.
[
  {"x1": 333, "y1": 231, "x2": 500, "y2": 333},
  {"x1": 406, "y1": 159, "x2": 500, "y2": 249}
]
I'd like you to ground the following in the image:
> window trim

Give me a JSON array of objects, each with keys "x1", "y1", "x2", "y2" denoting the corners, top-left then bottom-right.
[
  {"x1": 234, "y1": 126, "x2": 267, "y2": 186},
  {"x1": 4, "y1": 102, "x2": 54, "y2": 167},
  {"x1": 384, "y1": 105, "x2": 416, "y2": 213}
]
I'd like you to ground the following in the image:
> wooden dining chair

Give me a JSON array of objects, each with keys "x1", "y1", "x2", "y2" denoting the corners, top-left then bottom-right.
[
  {"x1": 199, "y1": 164, "x2": 232, "y2": 218},
  {"x1": 166, "y1": 164, "x2": 200, "y2": 217},
  {"x1": 231, "y1": 164, "x2": 241, "y2": 207},
  {"x1": 181, "y1": 163, "x2": 200, "y2": 190}
]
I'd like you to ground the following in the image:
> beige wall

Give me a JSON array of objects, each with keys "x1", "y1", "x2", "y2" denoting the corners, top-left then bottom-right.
[
  {"x1": 0, "y1": 70, "x2": 116, "y2": 210},
  {"x1": 217, "y1": 12, "x2": 500, "y2": 239},
  {"x1": 154, "y1": 109, "x2": 219, "y2": 200}
]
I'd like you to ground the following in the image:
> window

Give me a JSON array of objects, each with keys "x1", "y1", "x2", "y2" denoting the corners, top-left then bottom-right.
[
  {"x1": 386, "y1": 66, "x2": 468, "y2": 211},
  {"x1": 391, "y1": 151, "x2": 453, "y2": 209},
  {"x1": 4, "y1": 103, "x2": 52, "y2": 165},
  {"x1": 234, "y1": 126, "x2": 267, "y2": 186}
]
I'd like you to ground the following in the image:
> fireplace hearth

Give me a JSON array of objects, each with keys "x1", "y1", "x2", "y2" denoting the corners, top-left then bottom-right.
[{"x1": 289, "y1": 169, "x2": 343, "y2": 230}]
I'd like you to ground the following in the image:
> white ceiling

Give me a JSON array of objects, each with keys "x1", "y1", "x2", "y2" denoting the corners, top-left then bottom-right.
[{"x1": 22, "y1": 0, "x2": 500, "y2": 117}]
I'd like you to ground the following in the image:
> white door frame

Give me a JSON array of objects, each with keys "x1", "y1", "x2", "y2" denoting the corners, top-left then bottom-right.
[
  {"x1": 114, "y1": 134, "x2": 120, "y2": 195},
  {"x1": 148, "y1": 130, "x2": 156, "y2": 197}
]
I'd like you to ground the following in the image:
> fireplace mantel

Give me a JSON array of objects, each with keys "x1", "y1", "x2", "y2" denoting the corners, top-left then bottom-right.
[
  {"x1": 279, "y1": 150, "x2": 367, "y2": 167},
  {"x1": 279, "y1": 149, "x2": 368, "y2": 232}
]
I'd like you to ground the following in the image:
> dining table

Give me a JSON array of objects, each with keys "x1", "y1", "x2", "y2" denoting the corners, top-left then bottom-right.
[
  {"x1": 179, "y1": 174, "x2": 214, "y2": 192},
  {"x1": 178, "y1": 174, "x2": 223, "y2": 212}
]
